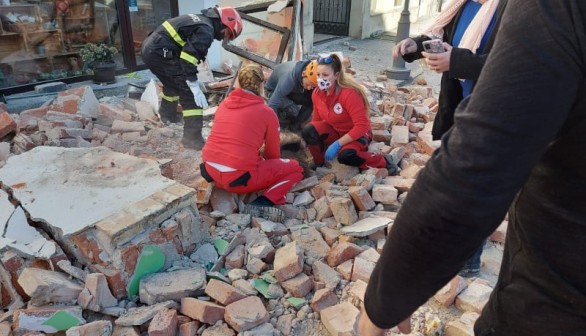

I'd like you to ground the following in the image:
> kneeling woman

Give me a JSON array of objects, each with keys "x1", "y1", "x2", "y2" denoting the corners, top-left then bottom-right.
[
  {"x1": 201, "y1": 65, "x2": 304, "y2": 221},
  {"x1": 301, "y1": 53, "x2": 397, "y2": 175}
]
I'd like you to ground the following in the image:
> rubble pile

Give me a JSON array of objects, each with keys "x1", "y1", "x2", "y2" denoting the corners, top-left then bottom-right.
[{"x1": 0, "y1": 79, "x2": 506, "y2": 336}]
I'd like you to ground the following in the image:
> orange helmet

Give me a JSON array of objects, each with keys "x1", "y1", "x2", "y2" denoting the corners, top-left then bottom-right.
[
  {"x1": 216, "y1": 7, "x2": 243, "y2": 40},
  {"x1": 304, "y1": 60, "x2": 318, "y2": 86}
]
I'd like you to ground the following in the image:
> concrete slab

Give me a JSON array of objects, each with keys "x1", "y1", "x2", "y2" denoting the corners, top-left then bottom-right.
[{"x1": 0, "y1": 146, "x2": 175, "y2": 237}]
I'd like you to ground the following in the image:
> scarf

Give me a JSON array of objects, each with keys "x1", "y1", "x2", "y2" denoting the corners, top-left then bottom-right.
[{"x1": 425, "y1": 0, "x2": 499, "y2": 53}]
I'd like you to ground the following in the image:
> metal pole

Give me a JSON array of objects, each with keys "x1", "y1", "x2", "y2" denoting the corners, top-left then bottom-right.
[{"x1": 386, "y1": 0, "x2": 411, "y2": 80}]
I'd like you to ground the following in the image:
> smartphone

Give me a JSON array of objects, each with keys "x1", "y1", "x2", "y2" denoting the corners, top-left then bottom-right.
[{"x1": 422, "y1": 39, "x2": 445, "y2": 53}]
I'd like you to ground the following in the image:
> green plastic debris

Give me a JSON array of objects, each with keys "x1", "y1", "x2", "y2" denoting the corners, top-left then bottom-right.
[
  {"x1": 253, "y1": 279, "x2": 274, "y2": 299},
  {"x1": 260, "y1": 273, "x2": 278, "y2": 284},
  {"x1": 127, "y1": 245, "x2": 166, "y2": 297},
  {"x1": 214, "y1": 238, "x2": 229, "y2": 255},
  {"x1": 42, "y1": 311, "x2": 81, "y2": 331},
  {"x1": 287, "y1": 297, "x2": 306, "y2": 309},
  {"x1": 289, "y1": 224, "x2": 310, "y2": 231}
]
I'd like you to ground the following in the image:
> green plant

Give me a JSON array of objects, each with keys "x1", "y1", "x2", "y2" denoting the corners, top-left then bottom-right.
[{"x1": 79, "y1": 43, "x2": 118, "y2": 67}]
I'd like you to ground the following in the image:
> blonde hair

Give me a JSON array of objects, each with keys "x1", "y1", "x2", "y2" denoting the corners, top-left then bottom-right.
[
  {"x1": 238, "y1": 64, "x2": 264, "y2": 95},
  {"x1": 321, "y1": 53, "x2": 370, "y2": 114}
]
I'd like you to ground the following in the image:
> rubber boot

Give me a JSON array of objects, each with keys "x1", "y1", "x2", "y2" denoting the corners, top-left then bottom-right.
[
  {"x1": 159, "y1": 98, "x2": 182, "y2": 124},
  {"x1": 181, "y1": 116, "x2": 205, "y2": 150}
]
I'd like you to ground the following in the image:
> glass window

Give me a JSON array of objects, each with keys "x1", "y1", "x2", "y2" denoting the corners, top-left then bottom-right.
[
  {"x1": 0, "y1": 0, "x2": 120, "y2": 89},
  {"x1": 130, "y1": 0, "x2": 172, "y2": 66}
]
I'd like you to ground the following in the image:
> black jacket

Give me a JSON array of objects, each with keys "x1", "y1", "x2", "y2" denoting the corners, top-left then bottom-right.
[
  {"x1": 265, "y1": 60, "x2": 312, "y2": 113},
  {"x1": 147, "y1": 14, "x2": 217, "y2": 82},
  {"x1": 403, "y1": 0, "x2": 508, "y2": 140},
  {"x1": 365, "y1": 0, "x2": 586, "y2": 335}
]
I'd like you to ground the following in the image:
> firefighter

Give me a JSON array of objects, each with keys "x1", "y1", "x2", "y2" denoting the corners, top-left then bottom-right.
[{"x1": 141, "y1": 7, "x2": 243, "y2": 150}]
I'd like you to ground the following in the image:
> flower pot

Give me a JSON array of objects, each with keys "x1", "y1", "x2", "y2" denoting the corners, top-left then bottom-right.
[{"x1": 93, "y1": 62, "x2": 117, "y2": 84}]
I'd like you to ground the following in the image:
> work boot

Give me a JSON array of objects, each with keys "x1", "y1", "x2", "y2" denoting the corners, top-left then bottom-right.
[
  {"x1": 243, "y1": 196, "x2": 285, "y2": 223},
  {"x1": 384, "y1": 154, "x2": 399, "y2": 176},
  {"x1": 181, "y1": 116, "x2": 205, "y2": 150},
  {"x1": 159, "y1": 98, "x2": 182, "y2": 124}
]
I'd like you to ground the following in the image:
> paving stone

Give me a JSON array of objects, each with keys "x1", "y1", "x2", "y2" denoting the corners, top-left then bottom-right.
[
  {"x1": 434, "y1": 275, "x2": 468, "y2": 308},
  {"x1": 112, "y1": 326, "x2": 140, "y2": 336},
  {"x1": 147, "y1": 308, "x2": 177, "y2": 336},
  {"x1": 347, "y1": 279, "x2": 368, "y2": 302},
  {"x1": 178, "y1": 321, "x2": 199, "y2": 336},
  {"x1": 351, "y1": 257, "x2": 376, "y2": 283},
  {"x1": 280, "y1": 273, "x2": 313, "y2": 298},
  {"x1": 139, "y1": 267, "x2": 206, "y2": 305},
  {"x1": 273, "y1": 242, "x2": 303, "y2": 282},
  {"x1": 14, "y1": 306, "x2": 85, "y2": 334},
  {"x1": 180, "y1": 298, "x2": 225, "y2": 325},
  {"x1": 17, "y1": 268, "x2": 83, "y2": 306},
  {"x1": 319, "y1": 227, "x2": 341, "y2": 246},
  {"x1": 336, "y1": 260, "x2": 354, "y2": 280},
  {"x1": 313, "y1": 196, "x2": 333, "y2": 221},
  {"x1": 310, "y1": 288, "x2": 338, "y2": 313},
  {"x1": 224, "y1": 296, "x2": 269, "y2": 332},
  {"x1": 327, "y1": 242, "x2": 363, "y2": 267},
  {"x1": 320, "y1": 302, "x2": 360, "y2": 336},
  {"x1": 445, "y1": 312, "x2": 479, "y2": 336},
  {"x1": 328, "y1": 197, "x2": 358, "y2": 226},
  {"x1": 371, "y1": 184, "x2": 398, "y2": 204},
  {"x1": 204, "y1": 279, "x2": 248, "y2": 306},
  {"x1": 312, "y1": 261, "x2": 341, "y2": 289},
  {"x1": 348, "y1": 186, "x2": 376, "y2": 211},
  {"x1": 81, "y1": 273, "x2": 118, "y2": 312},
  {"x1": 290, "y1": 227, "x2": 330, "y2": 260},
  {"x1": 66, "y1": 320, "x2": 112, "y2": 336},
  {"x1": 224, "y1": 245, "x2": 245, "y2": 269},
  {"x1": 341, "y1": 216, "x2": 392, "y2": 237},
  {"x1": 115, "y1": 301, "x2": 178, "y2": 326},
  {"x1": 455, "y1": 279, "x2": 493, "y2": 313},
  {"x1": 201, "y1": 323, "x2": 235, "y2": 336}
]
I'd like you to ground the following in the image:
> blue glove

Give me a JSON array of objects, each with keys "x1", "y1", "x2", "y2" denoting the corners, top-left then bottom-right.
[
  {"x1": 324, "y1": 140, "x2": 342, "y2": 161},
  {"x1": 186, "y1": 80, "x2": 209, "y2": 108}
]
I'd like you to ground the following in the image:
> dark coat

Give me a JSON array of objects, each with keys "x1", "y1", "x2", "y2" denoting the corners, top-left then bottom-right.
[
  {"x1": 402, "y1": 0, "x2": 508, "y2": 140},
  {"x1": 364, "y1": 0, "x2": 586, "y2": 334}
]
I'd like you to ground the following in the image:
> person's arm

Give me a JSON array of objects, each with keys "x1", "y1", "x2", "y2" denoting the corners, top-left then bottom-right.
[
  {"x1": 181, "y1": 25, "x2": 214, "y2": 82},
  {"x1": 343, "y1": 89, "x2": 371, "y2": 142},
  {"x1": 449, "y1": 47, "x2": 489, "y2": 80},
  {"x1": 401, "y1": 35, "x2": 432, "y2": 63},
  {"x1": 263, "y1": 107, "x2": 281, "y2": 159},
  {"x1": 267, "y1": 73, "x2": 298, "y2": 113},
  {"x1": 363, "y1": 0, "x2": 583, "y2": 329}
]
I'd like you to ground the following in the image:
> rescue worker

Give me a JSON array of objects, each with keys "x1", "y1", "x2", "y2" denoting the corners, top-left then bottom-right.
[
  {"x1": 201, "y1": 65, "x2": 304, "y2": 222},
  {"x1": 264, "y1": 60, "x2": 318, "y2": 132},
  {"x1": 141, "y1": 7, "x2": 243, "y2": 150}
]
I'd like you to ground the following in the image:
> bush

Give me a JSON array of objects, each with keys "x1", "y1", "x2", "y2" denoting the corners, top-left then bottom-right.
[{"x1": 79, "y1": 43, "x2": 118, "y2": 67}]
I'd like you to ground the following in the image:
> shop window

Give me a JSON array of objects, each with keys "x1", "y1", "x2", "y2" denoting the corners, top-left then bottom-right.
[{"x1": 0, "y1": 0, "x2": 120, "y2": 89}]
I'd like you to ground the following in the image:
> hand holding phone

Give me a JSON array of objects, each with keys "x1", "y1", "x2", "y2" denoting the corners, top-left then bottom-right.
[{"x1": 422, "y1": 39, "x2": 445, "y2": 54}]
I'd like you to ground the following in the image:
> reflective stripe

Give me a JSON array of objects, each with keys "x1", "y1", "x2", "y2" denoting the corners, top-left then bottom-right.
[
  {"x1": 162, "y1": 21, "x2": 185, "y2": 47},
  {"x1": 183, "y1": 109, "x2": 203, "y2": 117},
  {"x1": 161, "y1": 94, "x2": 179, "y2": 102},
  {"x1": 180, "y1": 51, "x2": 198, "y2": 65}
]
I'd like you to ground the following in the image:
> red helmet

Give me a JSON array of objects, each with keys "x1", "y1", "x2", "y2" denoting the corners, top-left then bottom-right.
[{"x1": 216, "y1": 7, "x2": 243, "y2": 40}]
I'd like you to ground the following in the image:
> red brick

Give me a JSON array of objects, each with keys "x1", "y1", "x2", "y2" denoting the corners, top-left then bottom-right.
[
  {"x1": 181, "y1": 298, "x2": 225, "y2": 324},
  {"x1": 204, "y1": 279, "x2": 247, "y2": 306},
  {"x1": 121, "y1": 245, "x2": 140, "y2": 275},
  {"x1": 148, "y1": 229, "x2": 167, "y2": 244},
  {"x1": 70, "y1": 232, "x2": 106, "y2": 266},
  {"x1": 0, "y1": 112, "x2": 17, "y2": 139},
  {"x1": 93, "y1": 265, "x2": 127, "y2": 299},
  {"x1": 224, "y1": 296, "x2": 269, "y2": 332},
  {"x1": 178, "y1": 321, "x2": 199, "y2": 336},
  {"x1": 327, "y1": 242, "x2": 363, "y2": 267},
  {"x1": 148, "y1": 308, "x2": 177, "y2": 336}
]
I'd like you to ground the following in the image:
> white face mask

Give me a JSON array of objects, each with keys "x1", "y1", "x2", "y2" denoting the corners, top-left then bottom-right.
[{"x1": 317, "y1": 78, "x2": 332, "y2": 91}]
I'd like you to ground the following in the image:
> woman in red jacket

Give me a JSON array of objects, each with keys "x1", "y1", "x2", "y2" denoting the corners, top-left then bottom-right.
[
  {"x1": 301, "y1": 53, "x2": 397, "y2": 174},
  {"x1": 201, "y1": 65, "x2": 303, "y2": 222}
]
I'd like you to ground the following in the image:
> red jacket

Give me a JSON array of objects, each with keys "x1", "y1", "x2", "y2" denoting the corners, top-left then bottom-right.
[
  {"x1": 202, "y1": 89, "x2": 281, "y2": 170},
  {"x1": 312, "y1": 86, "x2": 371, "y2": 140}
]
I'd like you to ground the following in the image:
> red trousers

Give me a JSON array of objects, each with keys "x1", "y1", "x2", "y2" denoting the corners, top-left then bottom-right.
[
  {"x1": 308, "y1": 121, "x2": 387, "y2": 169},
  {"x1": 204, "y1": 159, "x2": 303, "y2": 205}
]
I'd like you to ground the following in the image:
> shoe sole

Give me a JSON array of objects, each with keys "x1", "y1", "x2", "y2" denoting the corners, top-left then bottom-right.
[{"x1": 243, "y1": 204, "x2": 285, "y2": 223}]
